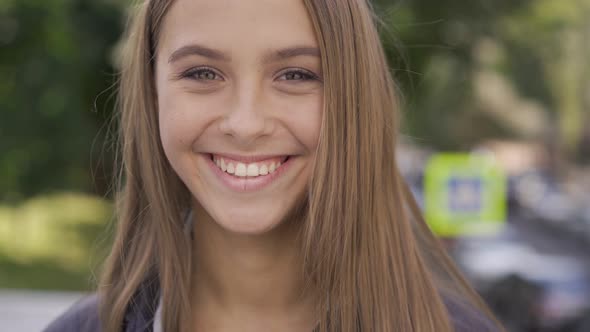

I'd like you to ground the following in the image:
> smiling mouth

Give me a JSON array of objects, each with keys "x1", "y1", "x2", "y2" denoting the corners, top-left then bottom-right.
[{"x1": 209, "y1": 154, "x2": 290, "y2": 178}]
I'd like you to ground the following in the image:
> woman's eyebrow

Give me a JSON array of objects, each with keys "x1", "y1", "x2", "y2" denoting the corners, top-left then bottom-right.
[
  {"x1": 262, "y1": 46, "x2": 321, "y2": 63},
  {"x1": 168, "y1": 44, "x2": 230, "y2": 63},
  {"x1": 168, "y1": 44, "x2": 320, "y2": 64}
]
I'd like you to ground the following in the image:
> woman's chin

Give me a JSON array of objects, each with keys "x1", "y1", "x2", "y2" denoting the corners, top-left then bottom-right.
[
  {"x1": 215, "y1": 215, "x2": 285, "y2": 235},
  {"x1": 192, "y1": 194, "x2": 307, "y2": 237}
]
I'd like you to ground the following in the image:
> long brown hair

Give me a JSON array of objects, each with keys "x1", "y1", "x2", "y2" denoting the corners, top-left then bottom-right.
[{"x1": 100, "y1": 1, "x2": 503, "y2": 331}]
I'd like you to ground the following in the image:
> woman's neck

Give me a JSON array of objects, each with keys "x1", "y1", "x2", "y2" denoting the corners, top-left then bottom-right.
[{"x1": 188, "y1": 204, "x2": 316, "y2": 331}]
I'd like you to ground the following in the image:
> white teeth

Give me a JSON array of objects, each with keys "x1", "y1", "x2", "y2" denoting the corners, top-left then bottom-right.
[
  {"x1": 213, "y1": 155, "x2": 287, "y2": 176},
  {"x1": 247, "y1": 164, "x2": 259, "y2": 176},
  {"x1": 235, "y1": 163, "x2": 247, "y2": 177},
  {"x1": 226, "y1": 162, "x2": 235, "y2": 174}
]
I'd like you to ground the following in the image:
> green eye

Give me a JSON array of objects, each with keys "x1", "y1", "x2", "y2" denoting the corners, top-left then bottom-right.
[
  {"x1": 279, "y1": 69, "x2": 319, "y2": 82},
  {"x1": 182, "y1": 67, "x2": 223, "y2": 81}
]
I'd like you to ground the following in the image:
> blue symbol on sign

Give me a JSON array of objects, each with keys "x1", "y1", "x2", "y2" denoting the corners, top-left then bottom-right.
[{"x1": 447, "y1": 177, "x2": 483, "y2": 213}]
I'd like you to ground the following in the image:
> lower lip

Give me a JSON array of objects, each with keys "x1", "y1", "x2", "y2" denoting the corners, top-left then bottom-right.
[{"x1": 204, "y1": 154, "x2": 294, "y2": 192}]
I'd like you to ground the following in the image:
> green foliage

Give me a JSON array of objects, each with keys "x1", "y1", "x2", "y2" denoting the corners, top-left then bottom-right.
[
  {"x1": 499, "y1": 0, "x2": 590, "y2": 155},
  {"x1": 374, "y1": 0, "x2": 589, "y2": 156},
  {"x1": 374, "y1": 0, "x2": 535, "y2": 147},
  {"x1": 0, "y1": 0, "x2": 123, "y2": 201},
  {"x1": 0, "y1": 192, "x2": 112, "y2": 290}
]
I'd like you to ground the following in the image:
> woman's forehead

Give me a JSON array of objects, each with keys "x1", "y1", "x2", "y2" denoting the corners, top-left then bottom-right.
[{"x1": 157, "y1": 0, "x2": 318, "y2": 58}]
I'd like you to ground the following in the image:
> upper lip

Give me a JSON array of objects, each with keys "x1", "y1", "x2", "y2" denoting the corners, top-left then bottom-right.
[{"x1": 206, "y1": 153, "x2": 290, "y2": 163}]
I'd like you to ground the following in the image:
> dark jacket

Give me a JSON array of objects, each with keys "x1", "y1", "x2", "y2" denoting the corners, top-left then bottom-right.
[{"x1": 43, "y1": 284, "x2": 501, "y2": 332}]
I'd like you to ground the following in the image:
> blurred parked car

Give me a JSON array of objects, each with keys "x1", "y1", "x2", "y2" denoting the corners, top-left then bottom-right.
[{"x1": 452, "y1": 225, "x2": 590, "y2": 331}]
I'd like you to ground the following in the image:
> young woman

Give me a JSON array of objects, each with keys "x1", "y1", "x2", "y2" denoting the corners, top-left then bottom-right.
[{"x1": 45, "y1": 0, "x2": 504, "y2": 331}]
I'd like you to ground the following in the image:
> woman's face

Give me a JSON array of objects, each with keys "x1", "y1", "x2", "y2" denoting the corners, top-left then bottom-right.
[{"x1": 156, "y1": 0, "x2": 322, "y2": 234}]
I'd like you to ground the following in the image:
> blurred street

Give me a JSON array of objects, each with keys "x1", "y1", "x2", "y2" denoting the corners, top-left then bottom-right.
[{"x1": 0, "y1": 290, "x2": 84, "y2": 331}]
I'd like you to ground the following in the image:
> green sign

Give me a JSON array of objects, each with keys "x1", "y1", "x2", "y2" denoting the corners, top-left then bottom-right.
[{"x1": 424, "y1": 153, "x2": 506, "y2": 236}]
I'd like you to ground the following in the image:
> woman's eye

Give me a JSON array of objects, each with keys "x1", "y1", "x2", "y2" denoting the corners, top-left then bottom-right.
[
  {"x1": 278, "y1": 69, "x2": 319, "y2": 82},
  {"x1": 181, "y1": 67, "x2": 222, "y2": 81}
]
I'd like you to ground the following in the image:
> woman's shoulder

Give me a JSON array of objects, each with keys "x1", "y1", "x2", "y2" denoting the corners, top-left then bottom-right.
[
  {"x1": 444, "y1": 293, "x2": 502, "y2": 332},
  {"x1": 42, "y1": 289, "x2": 500, "y2": 332},
  {"x1": 42, "y1": 293, "x2": 101, "y2": 332},
  {"x1": 42, "y1": 283, "x2": 159, "y2": 332}
]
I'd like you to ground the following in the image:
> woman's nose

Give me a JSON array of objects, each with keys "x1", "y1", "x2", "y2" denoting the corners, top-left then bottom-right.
[{"x1": 218, "y1": 85, "x2": 274, "y2": 146}]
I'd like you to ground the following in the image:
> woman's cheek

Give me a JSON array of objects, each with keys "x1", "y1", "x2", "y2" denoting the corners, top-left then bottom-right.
[
  {"x1": 279, "y1": 95, "x2": 323, "y2": 151},
  {"x1": 159, "y1": 93, "x2": 220, "y2": 148}
]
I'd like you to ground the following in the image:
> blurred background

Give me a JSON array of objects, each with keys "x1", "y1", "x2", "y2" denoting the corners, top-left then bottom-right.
[{"x1": 1, "y1": 0, "x2": 589, "y2": 330}]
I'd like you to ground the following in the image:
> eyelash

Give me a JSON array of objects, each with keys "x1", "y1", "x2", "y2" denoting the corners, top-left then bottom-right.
[
  {"x1": 179, "y1": 67, "x2": 320, "y2": 82},
  {"x1": 277, "y1": 69, "x2": 319, "y2": 82},
  {"x1": 180, "y1": 67, "x2": 221, "y2": 81}
]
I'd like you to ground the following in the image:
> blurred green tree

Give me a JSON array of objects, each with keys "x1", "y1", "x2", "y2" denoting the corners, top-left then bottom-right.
[
  {"x1": 0, "y1": 0, "x2": 123, "y2": 201},
  {"x1": 373, "y1": 0, "x2": 533, "y2": 149},
  {"x1": 373, "y1": 0, "x2": 589, "y2": 164},
  {"x1": 500, "y1": 0, "x2": 590, "y2": 161}
]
